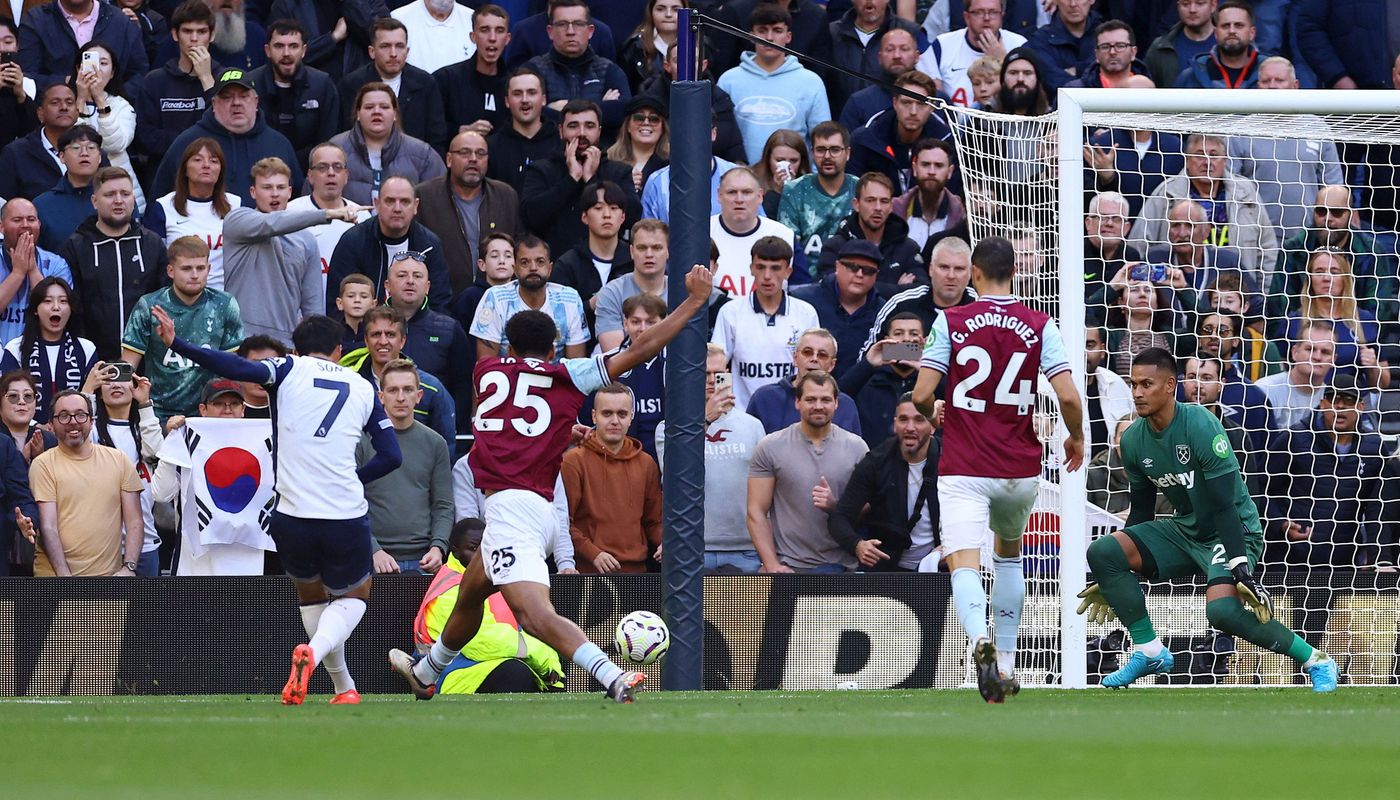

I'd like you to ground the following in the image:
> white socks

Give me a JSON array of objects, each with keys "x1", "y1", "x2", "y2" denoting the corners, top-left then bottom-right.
[
  {"x1": 951, "y1": 567, "x2": 989, "y2": 644},
  {"x1": 990, "y1": 555, "x2": 1024, "y2": 675},
  {"x1": 572, "y1": 641, "x2": 624, "y2": 689},
  {"x1": 300, "y1": 601, "x2": 357, "y2": 694},
  {"x1": 1136, "y1": 638, "x2": 1166, "y2": 658},
  {"x1": 415, "y1": 638, "x2": 460, "y2": 685},
  {"x1": 304, "y1": 598, "x2": 365, "y2": 694}
]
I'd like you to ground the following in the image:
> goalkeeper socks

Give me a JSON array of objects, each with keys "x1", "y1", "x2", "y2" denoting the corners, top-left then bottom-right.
[
  {"x1": 572, "y1": 641, "x2": 624, "y2": 688},
  {"x1": 1136, "y1": 638, "x2": 1166, "y2": 658},
  {"x1": 990, "y1": 555, "x2": 1024, "y2": 673},
  {"x1": 1206, "y1": 597, "x2": 1317, "y2": 663},
  {"x1": 416, "y1": 639, "x2": 461, "y2": 684},
  {"x1": 307, "y1": 597, "x2": 366, "y2": 669},
  {"x1": 299, "y1": 601, "x2": 355, "y2": 693},
  {"x1": 950, "y1": 567, "x2": 989, "y2": 644},
  {"x1": 1086, "y1": 535, "x2": 1157, "y2": 646}
]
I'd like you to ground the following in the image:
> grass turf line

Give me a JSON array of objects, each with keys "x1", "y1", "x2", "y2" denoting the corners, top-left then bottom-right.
[{"x1": 1, "y1": 688, "x2": 1394, "y2": 798}]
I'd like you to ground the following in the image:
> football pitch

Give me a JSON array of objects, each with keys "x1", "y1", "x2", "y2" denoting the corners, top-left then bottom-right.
[{"x1": 2, "y1": 688, "x2": 1395, "y2": 798}]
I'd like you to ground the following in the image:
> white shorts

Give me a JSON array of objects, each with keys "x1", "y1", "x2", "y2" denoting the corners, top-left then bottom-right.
[
  {"x1": 481, "y1": 489, "x2": 554, "y2": 587},
  {"x1": 938, "y1": 475, "x2": 1039, "y2": 555}
]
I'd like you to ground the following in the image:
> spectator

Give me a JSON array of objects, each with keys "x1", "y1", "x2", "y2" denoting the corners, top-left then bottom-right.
[
  {"x1": 1173, "y1": 0, "x2": 1261, "y2": 89},
  {"x1": 594, "y1": 219, "x2": 690, "y2": 351},
  {"x1": 1084, "y1": 116, "x2": 1185, "y2": 221},
  {"x1": 747, "y1": 370, "x2": 868, "y2": 573},
  {"x1": 249, "y1": 19, "x2": 339, "y2": 170},
  {"x1": 470, "y1": 234, "x2": 588, "y2": 359},
  {"x1": 121, "y1": 236, "x2": 243, "y2": 421},
  {"x1": 485, "y1": 67, "x2": 559, "y2": 193},
  {"x1": 325, "y1": 175, "x2": 452, "y2": 310},
  {"x1": 26, "y1": 389, "x2": 145, "y2": 576},
  {"x1": 1086, "y1": 416, "x2": 1143, "y2": 517},
  {"x1": 818, "y1": 172, "x2": 924, "y2": 293},
  {"x1": 638, "y1": 119, "x2": 739, "y2": 225},
  {"x1": 359, "y1": 358, "x2": 453, "y2": 574},
  {"x1": 1067, "y1": 18, "x2": 1149, "y2": 88},
  {"x1": 151, "y1": 67, "x2": 302, "y2": 205},
  {"x1": 637, "y1": 46, "x2": 747, "y2": 164},
  {"x1": 1024, "y1": 0, "x2": 1098, "y2": 92},
  {"x1": 1141, "y1": 198, "x2": 1257, "y2": 315},
  {"x1": 552, "y1": 180, "x2": 633, "y2": 331},
  {"x1": 1103, "y1": 272, "x2": 1179, "y2": 378},
  {"x1": 336, "y1": 18, "x2": 447, "y2": 152},
  {"x1": 579, "y1": 293, "x2": 667, "y2": 457},
  {"x1": 391, "y1": 0, "x2": 475, "y2": 76},
  {"x1": 917, "y1": 0, "x2": 1028, "y2": 108},
  {"x1": 827, "y1": 0, "x2": 922, "y2": 113},
  {"x1": 414, "y1": 130, "x2": 520, "y2": 295},
  {"x1": 617, "y1": 0, "x2": 682, "y2": 94},
  {"x1": 145, "y1": 137, "x2": 240, "y2": 290},
  {"x1": 1199, "y1": 288, "x2": 1282, "y2": 377},
  {"x1": 1280, "y1": 250, "x2": 1395, "y2": 389},
  {"x1": 710, "y1": 235, "x2": 819, "y2": 408},
  {"x1": 433, "y1": 4, "x2": 509, "y2": 138},
  {"x1": 0, "y1": 199, "x2": 74, "y2": 346},
  {"x1": 235, "y1": 333, "x2": 286, "y2": 419},
  {"x1": 0, "y1": 278, "x2": 99, "y2": 423},
  {"x1": 1145, "y1": 0, "x2": 1217, "y2": 89},
  {"x1": 861, "y1": 235, "x2": 973, "y2": 357},
  {"x1": 711, "y1": 167, "x2": 802, "y2": 297},
  {"x1": 654, "y1": 343, "x2": 767, "y2": 573},
  {"x1": 222, "y1": 156, "x2": 349, "y2": 345},
  {"x1": 839, "y1": 27, "x2": 920, "y2": 132},
  {"x1": 267, "y1": 0, "x2": 388, "y2": 77},
  {"x1": 718, "y1": 3, "x2": 829, "y2": 164},
  {"x1": 207, "y1": 0, "x2": 266, "y2": 70},
  {"x1": 1083, "y1": 191, "x2": 1141, "y2": 318},
  {"x1": 86, "y1": 361, "x2": 162, "y2": 575},
  {"x1": 840, "y1": 311, "x2": 923, "y2": 448},
  {"x1": 329, "y1": 82, "x2": 446, "y2": 206},
  {"x1": 338, "y1": 305, "x2": 456, "y2": 445},
  {"x1": 0, "y1": 392, "x2": 36, "y2": 575},
  {"x1": 62, "y1": 167, "x2": 167, "y2": 360},
  {"x1": 966, "y1": 53, "x2": 1002, "y2": 109},
  {"x1": 847, "y1": 71, "x2": 950, "y2": 196},
  {"x1": 32, "y1": 125, "x2": 102, "y2": 252},
  {"x1": 17, "y1": 0, "x2": 148, "y2": 90},
  {"x1": 1266, "y1": 373, "x2": 1397, "y2": 568},
  {"x1": 1191, "y1": 310, "x2": 1278, "y2": 449},
  {"x1": 1294, "y1": 0, "x2": 1393, "y2": 90},
  {"x1": 607, "y1": 94, "x2": 668, "y2": 194},
  {"x1": 0, "y1": 371, "x2": 54, "y2": 468},
  {"x1": 829, "y1": 393, "x2": 940, "y2": 571},
  {"x1": 133, "y1": 0, "x2": 218, "y2": 186},
  {"x1": 1129, "y1": 132, "x2": 1277, "y2": 288},
  {"x1": 450, "y1": 231, "x2": 516, "y2": 338},
  {"x1": 0, "y1": 20, "x2": 36, "y2": 152},
  {"x1": 115, "y1": 0, "x2": 168, "y2": 73},
  {"x1": 1180, "y1": 353, "x2": 1258, "y2": 482},
  {"x1": 779, "y1": 121, "x2": 856, "y2": 263},
  {"x1": 711, "y1": 0, "x2": 831, "y2": 79},
  {"x1": 752, "y1": 128, "x2": 810, "y2": 220},
  {"x1": 1080, "y1": 325, "x2": 1132, "y2": 459},
  {"x1": 790, "y1": 239, "x2": 885, "y2": 379},
  {"x1": 745, "y1": 327, "x2": 862, "y2": 435},
  {"x1": 383, "y1": 253, "x2": 472, "y2": 431},
  {"x1": 894, "y1": 138, "x2": 964, "y2": 253},
  {"x1": 451, "y1": 447, "x2": 575, "y2": 573},
  {"x1": 0, "y1": 82, "x2": 78, "y2": 201},
  {"x1": 527, "y1": 0, "x2": 630, "y2": 134},
  {"x1": 521, "y1": 99, "x2": 639, "y2": 259},
  {"x1": 285, "y1": 142, "x2": 370, "y2": 293},
  {"x1": 333, "y1": 272, "x2": 374, "y2": 350},
  {"x1": 919, "y1": 0, "x2": 1047, "y2": 42},
  {"x1": 1255, "y1": 319, "x2": 1340, "y2": 431},
  {"x1": 1270, "y1": 185, "x2": 1399, "y2": 330},
  {"x1": 70, "y1": 42, "x2": 143, "y2": 213},
  {"x1": 564, "y1": 383, "x2": 662, "y2": 573}
]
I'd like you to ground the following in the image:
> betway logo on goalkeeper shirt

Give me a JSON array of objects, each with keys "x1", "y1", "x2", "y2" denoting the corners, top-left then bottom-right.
[{"x1": 1146, "y1": 469, "x2": 1196, "y2": 489}]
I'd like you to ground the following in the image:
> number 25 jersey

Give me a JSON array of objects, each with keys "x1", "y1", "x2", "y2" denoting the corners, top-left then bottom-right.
[
  {"x1": 920, "y1": 295, "x2": 1070, "y2": 479},
  {"x1": 468, "y1": 354, "x2": 611, "y2": 501}
]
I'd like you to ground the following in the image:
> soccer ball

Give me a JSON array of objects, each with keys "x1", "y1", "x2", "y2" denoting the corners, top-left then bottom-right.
[{"x1": 615, "y1": 610, "x2": 670, "y2": 665}]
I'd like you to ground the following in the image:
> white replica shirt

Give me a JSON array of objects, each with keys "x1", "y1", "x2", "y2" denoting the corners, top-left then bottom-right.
[
  {"x1": 470, "y1": 281, "x2": 590, "y2": 356},
  {"x1": 917, "y1": 28, "x2": 1027, "y2": 108},
  {"x1": 709, "y1": 214, "x2": 798, "y2": 299},
  {"x1": 286, "y1": 195, "x2": 371, "y2": 295},
  {"x1": 392, "y1": 0, "x2": 477, "y2": 74},
  {"x1": 710, "y1": 291, "x2": 819, "y2": 408},
  {"x1": 156, "y1": 191, "x2": 243, "y2": 291}
]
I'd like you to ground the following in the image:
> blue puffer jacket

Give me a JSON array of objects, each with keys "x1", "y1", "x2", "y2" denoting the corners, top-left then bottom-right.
[{"x1": 1295, "y1": 0, "x2": 1393, "y2": 89}]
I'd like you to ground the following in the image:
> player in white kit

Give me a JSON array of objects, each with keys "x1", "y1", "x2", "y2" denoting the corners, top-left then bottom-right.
[
  {"x1": 912, "y1": 236, "x2": 1084, "y2": 703},
  {"x1": 152, "y1": 307, "x2": 402, "y2": 705}
]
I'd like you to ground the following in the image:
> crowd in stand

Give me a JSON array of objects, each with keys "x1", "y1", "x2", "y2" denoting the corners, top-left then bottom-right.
[{"x1": 0, "y1": 0, "x2": 1396, "y2": 579}]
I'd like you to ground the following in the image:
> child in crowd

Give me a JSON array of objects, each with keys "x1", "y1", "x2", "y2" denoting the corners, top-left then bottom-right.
[{"x1": 336, "y1": 273, "x2": 377, "y2": 352}]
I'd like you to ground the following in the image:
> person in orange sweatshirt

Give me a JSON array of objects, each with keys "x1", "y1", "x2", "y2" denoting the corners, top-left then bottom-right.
[{"x1": 561, "y1": 382, "x2": 663, "y2": 573}]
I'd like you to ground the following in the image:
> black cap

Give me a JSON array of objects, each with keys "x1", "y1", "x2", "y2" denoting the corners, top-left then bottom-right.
[
  {"x1": 1324, "y1": 372, "x2": 1363, "y2": 402},
  {"x1": 201, "y1": 378, "x2": 246, "y2": 404},
  {"x1": 625, "y1": 94, "x2": 668, "y2": 118},
  {"x1": 212, "y1": 68, "x2": 255, "y2": 95},
  {"x1": 837, "y1": 239, "x2": 883, "y2": 265}
]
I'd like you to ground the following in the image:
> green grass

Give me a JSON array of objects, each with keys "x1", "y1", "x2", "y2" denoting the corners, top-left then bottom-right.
[{"x1": 2, "y1": 689, "x2": 1396, "y2": 798}]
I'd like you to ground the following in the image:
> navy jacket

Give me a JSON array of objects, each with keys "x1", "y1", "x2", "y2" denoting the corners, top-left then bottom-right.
[
  {"x1": 525, "y1": 47, "x2": 631, "y2": 132},
  {"x1": 1296, "y1": 0, "x2": 1393, "y2": 89},
  {"x1": 1024, "y1": 11, "x2": 1100, "y2": 93},
  {"x1": 827, "y1": 9, "x2": 923, "y2": 113},
  {"x1": 337, "y1": 62, "x2": 448, "y2": 153},
  {"x1": 152, "y1": 109, "x2": 302, "y2": 206},
  {"x1": 817, "y1": 211, "x2": 925, "y2": 297},
  {"x1": 0, "y1": 431, "x2": 37, "y2": 576},
  {"x1": 18, "y1": 1, "x2": 148, "y2": 89},
  {"x1": 846, "y1": 108, "x2": 952, "y2": 195},
  {"x1": 401, "y1": 303, "x2": 473, "y2": 433},
  {"x1": 502, "y1": 12, "x2": 616, "y2": 70},
  {"x1": 250, "y1": 61, "x2": 340, "y2": 169},
  {"x1": 326, "y1": 217, "x2": 451, "y2": 313},
  {"x1": 838, "y1": 358, "x2": 918, "y2": 450},
  {"x1": 484, "y1": 119, "x2": 560, "y2": 193},
  {"x1": 1174, "y1": 47, "x2": 1262, "y2": 89},
  {"x1": 134, "y1": 58, "x2": 219, "y2": 163},
  {"x1": 0, "y1": 129, "x2": 63, "y2": 201},
  {"x1": 745, "y1": 377, "x2": 863, "y2": 437},
  {"x1": 788, "y1": 275, "x2": 885, "y2": 379},
  {"x1": 839, "y1": 84, "x2": 894, "y2": 133},
  {"x1": 268, "y1": 0, "x2": 388, "y2": 77},
  {"x1": 32, "y1": 178, "x2": 93, "y2": 253},
  {"x1": 1084, "y1": 128, "x2": 1184, "y2": 221},
  {"x1": 520, "y1": 153, "x2": 641, "y2": 260}
]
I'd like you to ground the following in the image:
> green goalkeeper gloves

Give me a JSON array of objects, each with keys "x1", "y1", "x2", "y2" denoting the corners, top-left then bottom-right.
[{"x1": 1075, "y1": 583, "x2": 1117, "y2": 625}]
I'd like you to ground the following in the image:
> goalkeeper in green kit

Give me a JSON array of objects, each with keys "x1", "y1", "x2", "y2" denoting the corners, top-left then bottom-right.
[{"x1": 1077, "y1": 348, "x2": 1338, "y2": 691}]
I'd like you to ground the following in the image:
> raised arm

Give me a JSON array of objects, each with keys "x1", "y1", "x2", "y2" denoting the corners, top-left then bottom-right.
[
  {"x1": 605, "y1": 265, "x2": 713, "y2": 379},
  {"x1": 152, "y1": 305, "x2": 274, "y2": 384}
]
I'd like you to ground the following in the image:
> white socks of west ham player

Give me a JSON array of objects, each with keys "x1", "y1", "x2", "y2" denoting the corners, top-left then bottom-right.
[
  {"x1": 571, "y1": 641, "x2": 624, "y2": 688},
  {"x1": 951, "y1": 567, "x2": 989, "y2": 646},
  {"x1": 991, "y1": 555, "x2": 1025, "y2": 676},
  {"x1": 301, "y1": 598, "x2": 365, "y2": 695}
]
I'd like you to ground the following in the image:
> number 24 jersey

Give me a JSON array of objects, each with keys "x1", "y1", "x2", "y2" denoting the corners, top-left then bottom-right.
[{"x1": 468, "y1": 354, "x2": 611, "y2": 501}]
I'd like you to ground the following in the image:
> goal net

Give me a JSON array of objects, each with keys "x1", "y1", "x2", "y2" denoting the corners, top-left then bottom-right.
[{"x1": 944, "y1": 88, "x2": 1400, "y2": 688}]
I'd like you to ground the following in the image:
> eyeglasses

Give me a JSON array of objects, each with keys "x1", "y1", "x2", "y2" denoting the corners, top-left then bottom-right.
[
  {"x1": 965, "y1": 8, "x2": 1003, "y2": 18},
  {"x1": 1200, "y1": 325, "x2": 1235, "y2": 336},
  {"x1": 64, "y1": 143, "x2": 100, "y2": 155},
  {"x1": 839, "y1": 260, "x2": 879, "y2": 277},
  {"x1": 630, "y1": 112, "x2": 662, "y2": 124},
  {"x1": 309, "y1": 162, "x2": 347, "y2": 173},
  {"x1": 3, "y1": 392, "x2": 34, "y2": 404},
  {"x1": 54, "y1": 411, "x2": 91, "y2": 424},
  {"x1": 548, "y1": 19, "x2": 590, "y2": 29},
  {"x1": 449, "y1": 147, "x2": 488, "y2": 159},
  {"x1": 391, "y1": 248, "x2": 433, "y2": 263},
  {"x1": 813, "y1": 146, "x2": 847, "y2": 156},
  {"x1": 1095, "y1": 42, "x2": 1134, "y2": 52}
]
